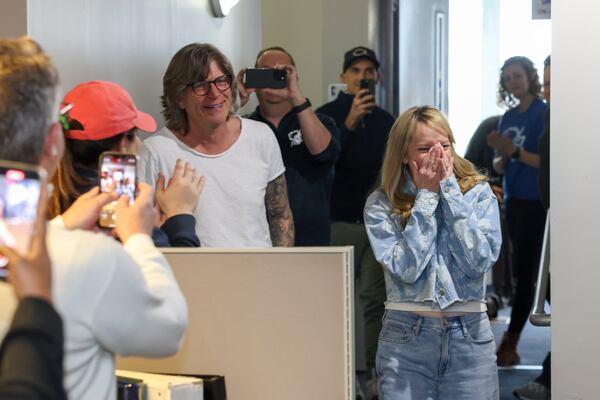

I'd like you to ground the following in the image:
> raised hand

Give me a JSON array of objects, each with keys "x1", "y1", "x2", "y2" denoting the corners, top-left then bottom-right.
[
  {"x1": 61, "y1": 187, "x2": 118, "y2": 230},
  {"x1": 409, "y1": 143, "x2": 453, "y2": 192},
  {"x1": 155, "y1": 159, "x2": 205, "y2": 219},
  {"x1": 115, "y1": 182, "x2": 156, "y2": 243},
  {"x1": 236, "y1": 68, "x2": 255, "y2": 108},
  {"x1": 344, "y1": 88, "x2": 376, "y2": 130},
  {"x1": 0, "y1": 184, "x2": 52, "y2": 302}
]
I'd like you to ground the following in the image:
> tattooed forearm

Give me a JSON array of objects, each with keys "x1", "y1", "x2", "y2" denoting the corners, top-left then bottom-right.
[{"x1": 265, "y1": 174, "x2": 295, "y2": 246}]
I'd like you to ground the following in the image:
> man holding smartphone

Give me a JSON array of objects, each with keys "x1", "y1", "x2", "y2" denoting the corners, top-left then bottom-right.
[
  {"x1": 237, "y1": 47, "x2": 340, "y2": 246},
  {"x1": 316, "y1": 46, "x2": 395, "y2": 399}
]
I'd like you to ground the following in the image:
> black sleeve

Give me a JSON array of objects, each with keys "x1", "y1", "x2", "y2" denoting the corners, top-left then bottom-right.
[
  {"x1": 315, "y1": 103, "x2": 352, "y2": 150},
  {"x1": 309, "y1": 114, "x2": 341, "y2": 166},
  {"x1": 160, "y1": 214, "x2": 201, "y2": 247},
  {"x1": 0, "y1": 298, "x2": 67, "y2": 400},
  {"x1": 465, "y1": 116, "x2": 500, "y2": 170},
  {"x1": 151, "y1": 226, "x2": 171, "y2": 247}
]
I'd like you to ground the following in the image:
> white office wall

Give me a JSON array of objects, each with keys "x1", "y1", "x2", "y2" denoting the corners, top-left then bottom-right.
[
  {"x1": 261, "y1": 0, "x2": 373, "y2": 108},
  {"x1": 261, "y1": 0, "x2": 324, "y2": 108},
  {"x1": 553, "y1": 1, "x2": 600, "y2": 398},
  {"x1": 321, "y1": 0, "x2": 373, "y2": 104},
  {"x1": 26, "y1": 0, "x2": 261, "y2": 124}
]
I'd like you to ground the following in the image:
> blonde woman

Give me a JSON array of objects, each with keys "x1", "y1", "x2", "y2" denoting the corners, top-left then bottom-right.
[{"x1": 364, "y1": 106, "x2": 502, "y2": 399}]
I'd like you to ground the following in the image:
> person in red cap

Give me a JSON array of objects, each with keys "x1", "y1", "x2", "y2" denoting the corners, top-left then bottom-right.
[{"x1": 50, "y1": 80, "x2": 203, "y2": 247}]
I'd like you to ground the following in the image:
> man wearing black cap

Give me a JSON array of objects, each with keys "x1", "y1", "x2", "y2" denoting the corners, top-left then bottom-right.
[{"x1": 316, "y1": 46, "x2": 394, "y2": 398}]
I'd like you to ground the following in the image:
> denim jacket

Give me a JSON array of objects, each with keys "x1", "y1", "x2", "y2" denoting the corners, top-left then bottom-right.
[{"x1": 364, "y1": 175, "x2": 501, "y2": 309}]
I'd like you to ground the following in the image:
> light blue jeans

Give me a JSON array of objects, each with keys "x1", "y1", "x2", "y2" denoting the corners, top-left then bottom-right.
[{"x1": 376, "y1": 310, "x2": 499, "y2": 400}]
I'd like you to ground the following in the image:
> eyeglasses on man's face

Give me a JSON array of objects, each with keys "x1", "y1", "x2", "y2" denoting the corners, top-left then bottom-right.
[{"x1": 187, "y1": 74, "x2": 232, "y2": 96}]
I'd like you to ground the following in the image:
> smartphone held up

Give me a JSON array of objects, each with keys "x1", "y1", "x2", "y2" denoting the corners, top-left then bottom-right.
[
  {"x1": 98, "y1": 152, "x2": 137, "y2": 229},
  {"x1": 244, "y1": 68, "x2": 287, "y2": 89},
  {"x1": 0, "y1": 161, "x2": 46, "y2": 280},
  {"x1": 359, "y1": 79, "x2": 376, "y2": 97}
]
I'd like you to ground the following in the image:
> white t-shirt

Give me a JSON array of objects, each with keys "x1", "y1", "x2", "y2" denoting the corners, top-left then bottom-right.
[
  {"x1": 0, "y1": 221, "x2": 188, "y2": 400},
  {"x1": 138, "y1": 117, "x2": 285, "y2": 247}
]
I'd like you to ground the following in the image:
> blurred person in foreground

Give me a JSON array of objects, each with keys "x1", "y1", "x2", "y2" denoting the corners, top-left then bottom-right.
[
  {"x1": 0, "y1": 36, "x2": 187, "y2": 400},
  {"x1": 0, "y1": 184, "x2": 66, "y2": 400}
]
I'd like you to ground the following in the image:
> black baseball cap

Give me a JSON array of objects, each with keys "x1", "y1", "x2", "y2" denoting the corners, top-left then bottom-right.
[{"x1": 343, "y1": 46, "x2": 380, "y2": 72}]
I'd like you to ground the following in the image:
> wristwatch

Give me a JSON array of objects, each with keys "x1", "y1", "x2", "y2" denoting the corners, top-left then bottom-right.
[
  {"x1": 511, "y1": 147, "x2": 521, "y2": 160},
  {"x1": 292, "y1": 98, "x2": 311, "y2": 114}
]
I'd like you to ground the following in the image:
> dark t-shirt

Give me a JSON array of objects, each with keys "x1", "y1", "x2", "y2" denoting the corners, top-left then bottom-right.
[
  {"x1": 247, "y1": 107, "x2": 340, "y2": 246},
  {"x1": 464, "y1": 115, "x2": 502, "y2": 187},
  {"x1": 499, "y1": 98, "x2": 547, "y2": 200},
  {"x1": 316, "y1": 92, "x2": 395, "y2": 223}
]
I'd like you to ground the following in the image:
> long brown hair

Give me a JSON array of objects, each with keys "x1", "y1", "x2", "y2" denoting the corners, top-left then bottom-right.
[
  {"x1": 48, "y1": 134, "x2": 126, "y2": 218},
  {"x1": 497, "y1": 56, "x2": 542, "y2": 109},
  {"x1": 380, "y1": 106, "x2": 486, "y2": 224},
  {"x1": 161, "y1": 43, "x2": 237, "y2": 134}
]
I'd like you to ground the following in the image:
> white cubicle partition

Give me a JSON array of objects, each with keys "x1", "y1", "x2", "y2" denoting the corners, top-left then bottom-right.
[{"x1": 117, "y1": 247, "x2": 354, "y2": 400}]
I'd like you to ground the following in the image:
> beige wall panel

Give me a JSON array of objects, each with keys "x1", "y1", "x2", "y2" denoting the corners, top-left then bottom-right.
[
  {"x1": 260, "y1": 0, "x2": 324, "y2": 106},
  {"x1": 261, "y1": 0, "x2": 373, "y2": 107},
  {"x1": 0, "y1": 0, "x2": 27, "y2": 37},
  {"x1": 118, "y1": 247, "x2": 355, "y2": 400}
]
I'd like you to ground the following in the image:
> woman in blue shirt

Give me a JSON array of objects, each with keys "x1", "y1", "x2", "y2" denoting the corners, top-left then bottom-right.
[
  {"x1": 364, "y1": 106, "x2": 502, "y2": 400},
  {"x1": 487, "y1": 56, "x2": 547, "y2": 366}
]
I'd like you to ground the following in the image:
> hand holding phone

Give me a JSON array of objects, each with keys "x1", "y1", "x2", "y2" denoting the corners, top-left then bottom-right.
[
  {"x1": 0, "y1": 161, "x2": 45, "y2": 281},
  {"x1": 60, "y1": 187, "x2": 118, "y2": 231},
  {"x1": 345, "y1": 80, "x2": 377, "y2": 130},
  {"x1": 0, "y1": 181, "x2": 52, "y2": 301},
  {"x1": 98, "y1": 152, "x2": 137, "y2": 228},
  {"x1": 236, "y1": 68, "x2": 254, "y2": 108},
  {"x1": 244, "y1": 68, "x2": 287, "y2": 89},
  {"x1": 114, "y1": 182, "x2": 156, "y2": 243}
]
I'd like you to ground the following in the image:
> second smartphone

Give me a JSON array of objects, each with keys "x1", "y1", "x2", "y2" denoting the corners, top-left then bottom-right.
[
  {"x1": 0, "y1": 161, "x2": 46, "y2": 279},
  {"x1": 360, "y1": 79, "x2": 376, "y2": 97},
  {"x1": 98, "y1": 152, "x2": 137, "y2": 228}
]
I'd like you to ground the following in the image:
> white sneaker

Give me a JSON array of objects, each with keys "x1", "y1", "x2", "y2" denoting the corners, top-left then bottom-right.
[{"x1": 513, "y1": 381, "x2": 551, "y2": 400}]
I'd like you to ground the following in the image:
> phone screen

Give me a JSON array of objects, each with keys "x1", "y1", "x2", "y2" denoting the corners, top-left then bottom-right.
[
  {"x1": 99, "y1": 153, "x2": 137, "y2": 228},
  {"x1": 0, "y1": 164, "x2": 42, "y2": 279}
]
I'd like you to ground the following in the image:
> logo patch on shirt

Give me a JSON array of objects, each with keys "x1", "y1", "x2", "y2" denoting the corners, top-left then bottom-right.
[
  {"x1": 503, "y1": 126, "x2": 526, "y2": 148},
  {"x1": 288, "y1": 129, "x2": 303, "y2": 147}
]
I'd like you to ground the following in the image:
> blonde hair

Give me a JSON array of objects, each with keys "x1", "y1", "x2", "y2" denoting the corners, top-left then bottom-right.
[{"x1": 380, "y1": 106, "x2": 486, "y2": 224}]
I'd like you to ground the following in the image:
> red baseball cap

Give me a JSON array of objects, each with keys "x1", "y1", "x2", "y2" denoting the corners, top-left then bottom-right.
[{"x1": 62, "y1": 80, "x2": 156, "y2": 140}]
